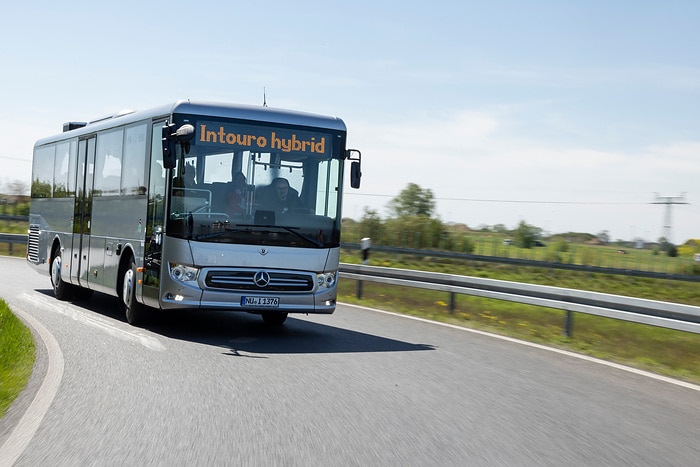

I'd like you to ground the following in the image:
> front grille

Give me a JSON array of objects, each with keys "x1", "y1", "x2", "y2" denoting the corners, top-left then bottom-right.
[
  {"x1": 27, "y1": 227, "x2": 40, "y2": 263},
  {"x1": 205, "y1": 270, "x2": 314, "y2": 292}
]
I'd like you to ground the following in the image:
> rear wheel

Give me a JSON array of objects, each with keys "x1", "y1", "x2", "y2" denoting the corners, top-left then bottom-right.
[
  {"x1": 261, "y1": 312, "x2": 288, "y2": 326},
  {"x1": 50, "y1": 252, "x2": 74, "y2": 300},
  {"x1": 120, "y1": 257, "x2": 148, "y2": 325}
]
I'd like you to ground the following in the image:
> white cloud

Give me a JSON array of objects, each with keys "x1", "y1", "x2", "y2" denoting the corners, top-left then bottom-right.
[{"x1": 344, "y1": 109, "x2": 700, "y2": 242}]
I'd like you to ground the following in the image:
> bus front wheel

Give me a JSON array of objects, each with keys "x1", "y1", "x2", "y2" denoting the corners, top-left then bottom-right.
[{"x1": 120, "y1": 257, "x2": 148, "y2": 326}]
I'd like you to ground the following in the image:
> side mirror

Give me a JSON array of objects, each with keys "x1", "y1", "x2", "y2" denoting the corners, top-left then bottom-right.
[
  {"x1": 350, "y1": 161, "x2": 361, "y2": 189},
  {"x1": 346, "y1": 148, "x2": 362, "y2": 189},
  {"x1": 162, "y1": 123, "x2": 195, "y2": 169}
]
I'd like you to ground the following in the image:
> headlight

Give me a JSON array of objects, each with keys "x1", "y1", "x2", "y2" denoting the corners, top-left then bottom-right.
[
  {"x1": 169, "y1": 263, "x2": 199, "y2": 284},
  {"x1": 316, "y1": 270, "x2": 337, "y2": 288}
]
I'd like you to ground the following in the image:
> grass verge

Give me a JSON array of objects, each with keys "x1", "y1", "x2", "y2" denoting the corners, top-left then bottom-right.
[
  {"x1": 339, "y1": 251, "x2": 700, "y2": 385},
  {"x1": 0, "y1": 300, "x2": 36, "y2": 418}
]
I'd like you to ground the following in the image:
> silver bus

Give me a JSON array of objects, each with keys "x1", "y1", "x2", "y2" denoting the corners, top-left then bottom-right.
[{"x1": 27, "y1": 101, "x2": 361, "y2": 326}]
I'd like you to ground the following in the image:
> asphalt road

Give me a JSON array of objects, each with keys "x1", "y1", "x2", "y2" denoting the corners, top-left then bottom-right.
[{"x1": 1, "y1": 256, "x2": 698, "y2": 466}]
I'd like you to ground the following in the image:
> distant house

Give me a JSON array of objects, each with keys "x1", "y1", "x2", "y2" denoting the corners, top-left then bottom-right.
[{"x1": 585, "y1": 238, "x2": 605, "y2": 246}]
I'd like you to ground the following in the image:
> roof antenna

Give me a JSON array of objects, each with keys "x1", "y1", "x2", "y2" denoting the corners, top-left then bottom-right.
[{"x1": 263, "y1": 87, "x2": 268, "y2": 107}]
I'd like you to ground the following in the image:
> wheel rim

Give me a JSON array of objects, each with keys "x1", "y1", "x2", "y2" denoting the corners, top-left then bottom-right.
[
  {"x1": 51, "y1": 255, "x2": 62, "y2": 287},
  {"x1": 122, "y1": 268, "x2": 133, "y2": 307}
]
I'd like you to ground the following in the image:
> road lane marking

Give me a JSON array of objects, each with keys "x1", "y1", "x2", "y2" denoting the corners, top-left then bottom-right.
[
  {"x1": 1, "y1": 292, "x2": 166, "y2": 464},
  {"x1": 21, "y1": 293, "x2": 165, "y2": 352},
  {"x1": 341, "y1": 302, "x2": 700, "y2": 393},
  {"x1": 0, "y1": 306, "x2": 64, "y2": 466}
]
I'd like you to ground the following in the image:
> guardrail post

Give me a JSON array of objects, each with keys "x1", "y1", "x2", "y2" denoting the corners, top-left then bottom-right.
[
  {"x1": 356, "y1": 280, "x2": 363, "y2": 299},
  {"x1": 361, "y1": 237, "x2": 371, "y2": 265},
  {"x1": 564, "y1": 310, "x2": 574, "y2": 337},
  {"x1": 449, "y1": 292, "x2": 456, "y2": 314}
]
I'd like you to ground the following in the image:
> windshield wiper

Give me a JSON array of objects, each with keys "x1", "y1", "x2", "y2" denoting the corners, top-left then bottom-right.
[
  {"x1": 194, "y1": 224, "x2": 323, "y2": 247},
  {"x1": 235, "y1": 224, "x2": 323, "y2": 247}
]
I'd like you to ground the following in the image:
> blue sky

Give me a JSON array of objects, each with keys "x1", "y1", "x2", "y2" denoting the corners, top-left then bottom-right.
[{"x1": 2, "y1": 1, "x2": 699, "y2": 243}]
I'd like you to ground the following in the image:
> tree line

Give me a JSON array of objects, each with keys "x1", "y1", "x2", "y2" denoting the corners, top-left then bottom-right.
[{"x1": 349, "y1": 183, "x2": 687, "y2": 257}]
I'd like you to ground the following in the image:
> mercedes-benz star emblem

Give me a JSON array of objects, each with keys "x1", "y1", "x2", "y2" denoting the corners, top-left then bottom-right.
[
  {"x1": 259, "y1": 248, "x2": 269, "y2": 256},
  {"x1": 253, "y1": 271, "x2": 271, "y2": 288}
]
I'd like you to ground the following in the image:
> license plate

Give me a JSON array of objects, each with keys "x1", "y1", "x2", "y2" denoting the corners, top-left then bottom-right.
[{"x1": 241, "y1": 296, "x2": 279, "y2": 307}]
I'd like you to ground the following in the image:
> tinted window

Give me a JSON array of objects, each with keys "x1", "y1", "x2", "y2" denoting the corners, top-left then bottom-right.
[
  {"x1": 94, "y1": 128, "x2": 123, "y2": 196},
  {"x1": 31, "y1": 145, "x2": 55, "y2": 198},
  {"x1": 53, "y1": 141, "x2": 76, "y2": 198},
  {"x1": 122, "y1": 124, "x2": 148, "y2": 195}
]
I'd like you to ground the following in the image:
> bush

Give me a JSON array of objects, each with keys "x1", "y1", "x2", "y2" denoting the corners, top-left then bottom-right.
[
  {"x1": 384, "y1": 215, "x2": 446, "y2": 249},
  {"x1": 358, "y1": 207, "x2": 383, "y2": 243},
  {"x1": 555, "y1": 239, "x2": 569, "y2": 253},
  {"x1": 461, "y1": 236, "x2": 475, "y2": 254},
  {"x1": 514, "y1": 220, "x2": 542, "y2": 249},
  {"x1": 17, "y1": 203, "x2": 29, "y2": 216},
  {"x1": 667, "y1": 244, "x2": 678, "y2": 257}
]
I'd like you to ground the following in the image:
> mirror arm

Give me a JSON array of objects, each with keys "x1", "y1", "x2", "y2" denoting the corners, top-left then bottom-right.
[{"x1": 162, "y1": 123, "x2": 195, "y2": 169}]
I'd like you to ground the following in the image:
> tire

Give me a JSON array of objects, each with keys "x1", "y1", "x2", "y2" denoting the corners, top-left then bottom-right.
[
  {"x1": 261, "y1": 312, "x2": 288, "y2": 326},
  {"x1": 50, "y1": 252, "x2": 74, "y2": 301},
  {"x1": 120, "y1": 256, "x2": 148, "y2": 325}
]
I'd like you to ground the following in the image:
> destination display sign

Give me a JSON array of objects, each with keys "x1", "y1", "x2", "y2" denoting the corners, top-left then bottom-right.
[{"x1": 196, "y1": 121, "x2": 330, "y2": 157}]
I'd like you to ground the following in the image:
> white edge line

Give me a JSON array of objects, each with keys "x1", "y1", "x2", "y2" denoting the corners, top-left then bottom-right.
[
  {"x1": 21, "y1": 292, "x2": 165, "y2": 352},
  {"x1": 0, "y1": 307, "x2": 64, "y2": 466},
  {"x1": 340, "y1": 302, "x2": 700, "y2": 393}
]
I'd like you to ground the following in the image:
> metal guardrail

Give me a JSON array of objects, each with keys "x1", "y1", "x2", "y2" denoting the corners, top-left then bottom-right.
[
  {"x1": 0, "y1": 215, "x2": 30, "y2": 255},
  {"x1": 0, "y1": 215, "x2": 29, "y2": 222},
  {"x1": 340, "y1": 243, "x2": 700, "y2": 283},
  {"x1": 339, "y1": 263, "x2": 700, "y2": 336},
  {"x1": 0, "y1": 233, "x2": 27, "y2": 255}
]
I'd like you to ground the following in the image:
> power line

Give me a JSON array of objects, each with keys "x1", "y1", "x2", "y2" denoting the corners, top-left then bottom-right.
[
  {"x1": 344, "y1": 192, "x2": 647, "y2": 206},
  {"x1": 435, "y1": 198, "x2": 644, "y2": 205}
]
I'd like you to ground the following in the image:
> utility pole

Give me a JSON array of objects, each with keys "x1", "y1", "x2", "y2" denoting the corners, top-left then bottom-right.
[{"x1": 651, "y1": 193, "x2": 688, "y2": 244}]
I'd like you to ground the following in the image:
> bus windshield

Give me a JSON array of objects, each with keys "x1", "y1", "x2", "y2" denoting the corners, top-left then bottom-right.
[{"x1": 166, "y1": 118, "x2": 342, "y2": 248}]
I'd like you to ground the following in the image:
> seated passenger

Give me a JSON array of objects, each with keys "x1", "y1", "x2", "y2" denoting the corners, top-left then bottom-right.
[
  {"x1": 173, "y1": 162, "x2": 196, "y2": 189},
  {"x1": 183, "y1": 163, "x2": 196, "y2": 187},
  {"x1": 226, "y1": 172, "x2": 247, "y2": 217}
]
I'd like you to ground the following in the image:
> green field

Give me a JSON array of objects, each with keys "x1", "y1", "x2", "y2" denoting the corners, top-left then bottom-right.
[
  {"x1": 0, "y1": 300, "x2": 36, "y2": 418},
  {"x1": 341, "y1": 219, "x2": 700, "y2": 276},
  {"x1": 339, "y1": 249, "x2": 700, "y2": 384}
]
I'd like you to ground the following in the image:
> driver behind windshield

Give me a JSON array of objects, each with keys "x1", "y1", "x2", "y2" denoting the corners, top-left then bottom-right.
[{"x1": 262, "y1": 177, "x2": 302, "y2": 214}]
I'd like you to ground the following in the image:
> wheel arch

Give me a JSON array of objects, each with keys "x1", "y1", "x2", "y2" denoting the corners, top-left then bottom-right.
[
  {"x1": 48, "y1": 235, "x2": 66, "y2": 280},
  {"x1": 49, "y1": 236, "x2": 63, "y2": 267},
  {"x1": 116, "y1": 244, "x2": 142, "y2": 302}
]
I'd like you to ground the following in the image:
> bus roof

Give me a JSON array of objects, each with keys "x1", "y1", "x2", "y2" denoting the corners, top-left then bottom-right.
[{"x1": 35, "y1": 100, "x2": 347, "y2": 147}]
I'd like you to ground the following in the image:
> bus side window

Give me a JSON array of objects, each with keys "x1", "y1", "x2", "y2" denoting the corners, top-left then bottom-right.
[
  {"x1": 122, "y1": 124, "x2": 148, "y2": 195},
  {"x1": 95, "y1": 128, "x2": 124, "y2": 196}
]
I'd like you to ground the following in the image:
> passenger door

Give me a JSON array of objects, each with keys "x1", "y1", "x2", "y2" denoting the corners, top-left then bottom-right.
[{"x1": 70, "y1": 136, "x2": 96, "y2": 285}]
